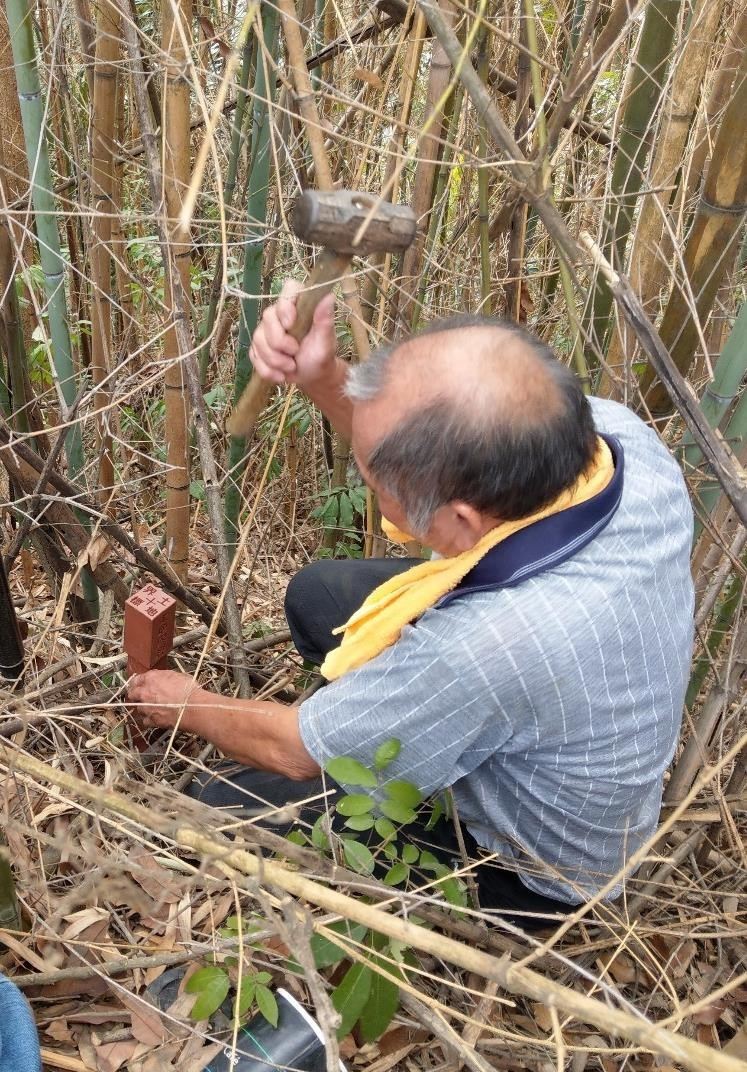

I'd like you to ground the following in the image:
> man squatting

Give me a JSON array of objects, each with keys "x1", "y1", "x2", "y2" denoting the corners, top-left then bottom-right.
[{"x1": 128, "y1": 282, "x2": 694, "y2": 930}]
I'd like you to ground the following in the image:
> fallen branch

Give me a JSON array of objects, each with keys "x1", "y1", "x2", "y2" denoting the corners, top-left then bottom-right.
[{"x1": 1, "y1": 742, "x2": 745, "y2": 1072}]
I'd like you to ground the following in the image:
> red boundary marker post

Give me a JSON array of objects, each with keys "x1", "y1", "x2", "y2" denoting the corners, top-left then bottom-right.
[
  {"x1": 123, "y1": 585, "x2": 177, "y2": 749},
  {"x1": 124, "y1": 584, "x2": 177, "y2": 676}
]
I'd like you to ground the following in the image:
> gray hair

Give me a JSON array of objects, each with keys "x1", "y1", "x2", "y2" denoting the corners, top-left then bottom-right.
[
  {"x1": 344, "y1": 316, "x2": 597, "y2": 536},
  {"x1": 345, "y1": 342, "x2": 398, "y2": 402}
]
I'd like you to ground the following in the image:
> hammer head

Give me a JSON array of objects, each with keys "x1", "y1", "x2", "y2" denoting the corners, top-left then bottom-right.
[{"x1": 292, "y1": 189, "x2": 417, "y2": 257}]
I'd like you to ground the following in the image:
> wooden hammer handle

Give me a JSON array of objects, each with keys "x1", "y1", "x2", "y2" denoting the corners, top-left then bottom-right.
[{"x1": 227, "y1": 251, "x2": 351, "y2": 440}]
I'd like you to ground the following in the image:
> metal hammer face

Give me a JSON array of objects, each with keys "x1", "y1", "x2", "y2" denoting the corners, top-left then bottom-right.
[{"x1": 292, "y1": 189, "x2": 417, "y2": 257}]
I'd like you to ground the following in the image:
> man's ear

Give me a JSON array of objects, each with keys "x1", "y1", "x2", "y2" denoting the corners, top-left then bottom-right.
[{"x1": 448, "y1": 501, "x2": 491, "y2": 551}]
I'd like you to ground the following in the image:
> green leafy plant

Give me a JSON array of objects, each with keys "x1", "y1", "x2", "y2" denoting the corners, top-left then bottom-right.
[
  {"x1": 284, "y1": 738, "x2": 468, "y2": 1043},
  {"x1": 186, "y1": 915, "x2": 277, "y2": 1026},
  {"x1": 288, "y1": 919, "x2": 408, "y2": 1043},
  {"x1": 311, "y1": 482, "x2": 368, "y2": 559}
]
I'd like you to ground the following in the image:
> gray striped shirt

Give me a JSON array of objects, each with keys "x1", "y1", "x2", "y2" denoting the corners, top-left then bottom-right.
[{"x1": 299, "y1": 398, "x2": 694, "y2": 902}]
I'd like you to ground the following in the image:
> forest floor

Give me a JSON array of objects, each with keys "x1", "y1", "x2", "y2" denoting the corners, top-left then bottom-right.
[{"x1": 1, "y1": 452, "x2": 746, "y2": 1072}]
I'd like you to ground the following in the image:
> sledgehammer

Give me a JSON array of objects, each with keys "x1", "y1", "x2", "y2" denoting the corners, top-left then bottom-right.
[{"x1": 226, "y1": 189, "x2": 417, "y2": 439}]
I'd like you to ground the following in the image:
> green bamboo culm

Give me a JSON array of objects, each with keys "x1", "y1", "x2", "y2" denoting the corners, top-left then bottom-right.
[
  {"x1": 412, "y1": 84, "x2": 464, "y2": 329},
  {"x1": 685, "y1": 563, "x2": 745, "y2": 710},
  {"x1": 641, "y1": 43, "x2": 747, "y2": 413},
  {"x1": 6, "y1": 0, "x2": 98, "y2": 618},
  {"x1": 584, "y1": 0, "x2": 681, "y2": 361},
  {"x1": 198, "y1": 34, "x2": 257, "y2": 384},
  {"x1": 225, "y1": 4, "x2": 280, "y2": 550},
  {"x1": 476, "y1": 35, "x2": 492, "y2": 316},
  {"x1": 683, "y1": 303, "x2": 747, "y2": 461},
  {"x1": 686, "y1": 304, "x2": 747, "y2": 527}
]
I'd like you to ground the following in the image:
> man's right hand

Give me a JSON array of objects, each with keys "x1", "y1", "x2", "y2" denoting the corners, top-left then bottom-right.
[{"x1": 251, "y1": 279, "x2": 337, "y2": 389}]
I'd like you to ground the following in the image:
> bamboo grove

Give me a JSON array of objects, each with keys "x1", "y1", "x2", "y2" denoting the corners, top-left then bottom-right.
[{"x1": 0, "y1": 0, "x2": 745, "y2": 1066}]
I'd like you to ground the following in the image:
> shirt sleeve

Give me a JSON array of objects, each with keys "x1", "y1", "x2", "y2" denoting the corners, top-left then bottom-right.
[{"x1": 297, "y1": 616, "x2": 512, "y2": 796}]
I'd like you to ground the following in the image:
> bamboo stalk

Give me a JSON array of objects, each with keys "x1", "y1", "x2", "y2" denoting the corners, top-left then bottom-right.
[
  {"x1": 601, "y1": 0, "x2": 727, "y2": 394},
  {"x1": 684, "y1": 566, "x2": 745, "y2": 709},
  {"x1": 277, "y1": 0, "x2": 370, "y2": 363},
  {"x1": 121, "y1": 1, "x2": 250, "y2": 696},
  {"x1": 395, "y1": 0, "x2": 456, "y2": 330},
  {"x1": 694, "y1": 524, "x2": 747, "y2": 629},
  {"x1": 0, "y1": 840, "x2": 21, "y2": 933},
  {"x1": 111, "y1": 79, "x2": 140, "y2": 372},
  {"x1": 522, "y1": 0, "x2": 588, "y2": 388},
  {"x1": 277, "y1": 0, "x2": 374, "y2": 554},
  {"x1": 544, "y1": 0, "x2": 647, "y2": 153},
  {"x1": 680, "y1": 2, "x2": 747, "y2": 228},
  {"x1": 584, "y1": 0, "x2": 681, "y2": 359},
  {"x1": 504, "y1": 12, "x2": 530, "y2": 323},
  {"x1": 371, "y1": 10, "x2": 427, "y2": 329},
  {"x1": 89, "y1": 0, "x2": 120, "y2": 504},
  {"x1": 580, "y1": 231, "x2": 747, "y2": 528},
  {"x1": 642, "y1": 43, "x2": 747, "y2": 412},
  {"x1": 0, "y1": 214, "x2": 29, "y2": 434},
  {"x1": 684, "y1": 304, "x2": 747, "y2": 536},
  {"x1": 198, "y1": 33, "x2": 256, "y2": 385},
  {"x1": 225, "y1": 4, "x2": 279, "y2": 550},
  {"x1": 71, "y1": 0, "x2": 95, "y2": 102},
  {"x1": 0, "y1": 6, "x2": 29, "y2": 257},
  {"x1": 682, "y1": 303, "x2": 747, "y2": 470},
  {"x1": 412, "y1": 83, "x2": 464, "y2": 327},
  {"x1": 162, "y1": 0, "x2": 194, "y2": 586},
  {"x1": 476, "y1": 34, "x2": 491, "y2": 316},
  {"x1": 6, "y1": 0, "x2": 98, "y2": 620}
]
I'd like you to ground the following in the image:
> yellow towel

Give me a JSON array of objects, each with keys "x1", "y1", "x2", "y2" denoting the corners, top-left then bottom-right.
[{"x1": 320, "y1": 438, "x2": 614, "y2": 681}]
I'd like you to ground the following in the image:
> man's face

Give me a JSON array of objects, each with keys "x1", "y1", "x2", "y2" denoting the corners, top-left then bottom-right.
[
  {"x1": 351, "y1": 403, "x2": 414, "y2": 536},
  {"x1": 350, "y1": 400, "x2": 485, "y2": 556}
]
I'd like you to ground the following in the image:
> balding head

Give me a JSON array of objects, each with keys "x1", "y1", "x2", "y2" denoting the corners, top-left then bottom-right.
[{"x1": 347, "y1": 316, "x2": 596, "y2": 545}]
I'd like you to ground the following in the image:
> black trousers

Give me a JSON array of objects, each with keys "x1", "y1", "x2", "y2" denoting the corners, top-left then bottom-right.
[{"x1": 188, "y1": 558, "x2": 579, "y2": 931}]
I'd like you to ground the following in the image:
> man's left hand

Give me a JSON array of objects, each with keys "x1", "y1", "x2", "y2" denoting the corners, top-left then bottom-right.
[{"x1": 127, "y1": 670, "x2": 204, "y2": 731}]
